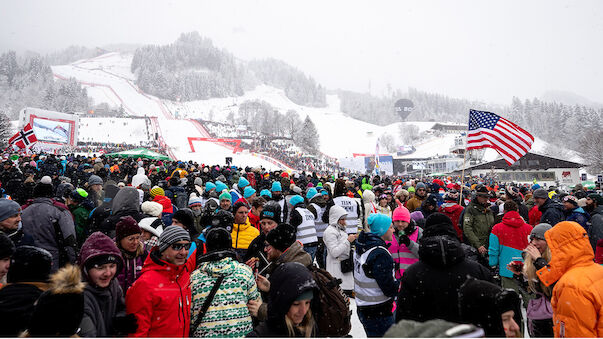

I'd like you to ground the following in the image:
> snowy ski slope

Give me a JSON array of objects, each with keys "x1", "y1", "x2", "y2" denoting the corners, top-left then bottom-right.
[{"x1": 52, "y1": 52, "x2": 576, "y2": 169}]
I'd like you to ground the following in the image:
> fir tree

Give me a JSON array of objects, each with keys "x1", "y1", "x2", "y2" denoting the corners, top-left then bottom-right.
[
  {"x1": 0, "y1": 112, "x2": 13, "y2": 149},
  {"x1": 295, "y1": 116, "x2": 320, "y2": 153}
]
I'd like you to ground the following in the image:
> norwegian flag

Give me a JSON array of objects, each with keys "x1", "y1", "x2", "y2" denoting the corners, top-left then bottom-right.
[{"x1": 8, "y1": 123, "x2": 38, "y2": 149}]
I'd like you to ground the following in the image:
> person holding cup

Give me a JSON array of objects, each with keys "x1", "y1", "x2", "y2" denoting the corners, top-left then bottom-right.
[{"x1": 507, "y1": 223, "x2": 554, "y2": 337}]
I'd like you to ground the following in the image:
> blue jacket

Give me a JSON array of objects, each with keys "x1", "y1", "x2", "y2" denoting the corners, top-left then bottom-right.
[{"x1": 566, "y1": 207, "x2": 590, "y2": 231}]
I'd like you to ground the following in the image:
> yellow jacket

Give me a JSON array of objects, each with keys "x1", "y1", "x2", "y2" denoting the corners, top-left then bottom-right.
[{"x1": 231, "y1": 219, "x2": 259, "y2": 250}]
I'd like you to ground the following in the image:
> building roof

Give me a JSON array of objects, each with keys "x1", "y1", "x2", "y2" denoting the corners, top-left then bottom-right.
[{"x1": 463, "y1": 152, "x2": 585, "y2": 171}]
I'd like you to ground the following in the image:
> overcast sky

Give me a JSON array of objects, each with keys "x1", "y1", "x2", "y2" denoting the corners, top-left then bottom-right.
[{"x1": 2, "y1": 0, "x2": 602, "y2": 104}]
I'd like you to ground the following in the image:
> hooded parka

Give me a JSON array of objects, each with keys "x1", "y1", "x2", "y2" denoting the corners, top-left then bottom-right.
[
  {"x1": 323, "y1": 205, "x2": 353, "y2": 290},
  {"x1": 536, "y1": 221, "x2": 603, "y2": 337}
]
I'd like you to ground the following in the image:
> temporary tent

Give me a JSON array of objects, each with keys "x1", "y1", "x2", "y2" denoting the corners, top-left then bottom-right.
[{"x1": 106, "y1": 148, "x2": 172, "y2": 161}]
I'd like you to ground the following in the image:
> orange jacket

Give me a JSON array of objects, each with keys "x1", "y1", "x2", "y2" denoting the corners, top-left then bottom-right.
[{"x1": 537, "y1": 221, "x2": 603, "y2": 338}]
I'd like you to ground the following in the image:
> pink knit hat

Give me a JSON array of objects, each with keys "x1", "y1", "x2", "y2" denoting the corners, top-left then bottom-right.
[{"x1": 392, "y1": 206, "x2": 411, "y2": 223}]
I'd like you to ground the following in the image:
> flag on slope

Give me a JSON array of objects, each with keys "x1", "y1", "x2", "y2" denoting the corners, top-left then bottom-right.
[
  {"x1": 374, "y1": 139, "x2": 380, "y2": 175},
  {"x1": 8, "y1": 123, "x2": 38, "y2": 149},
  {"x1": 466, "y1": 109, "x2": 534, "y2": 165}
]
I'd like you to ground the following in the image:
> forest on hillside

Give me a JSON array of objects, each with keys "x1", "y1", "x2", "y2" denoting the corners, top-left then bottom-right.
[
  {"x1": 131, "y1": 32, "x2": 326, "y2": 107},
  {"x1": 0, "y1": 51, "x2": 89, "y2": 119}
]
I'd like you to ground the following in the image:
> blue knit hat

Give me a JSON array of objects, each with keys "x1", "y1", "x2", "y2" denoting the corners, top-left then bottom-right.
[
  {"x1": 260, "y1": 189, "x2": 272, "y2": 198},
  {"x1": 238, "y1": 177, "x2": 250, "y2": 189},
  {"x1": 290, "y1": 195, "x2": 304, "y2": 207},
  {"x1": 244, "y1": 186, "x2": 257, "y2": 199},
  {"x1": 205, "y1": 182, "x2": 216, "y2": 192},
  {"x1": 0, "y1": 199, "x2": 21, "y2": 222},
  {"x1": 367, "y1": 213, "x2": 392, "y2": 237},
  {"x1": 271, "y1": 181, "x2": 282, "y2": 192},
  {"x1": 306, "y1": 188, "x2": 318, "y2": 200},
  {"x1": 215, "y1": 181, "x2": 228, "y2": 194}
]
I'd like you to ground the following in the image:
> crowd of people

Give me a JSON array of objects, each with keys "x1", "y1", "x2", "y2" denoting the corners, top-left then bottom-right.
[
  {"x1": 0, "y1": 151, "x2": 602, "y2": 337},
  {"x1": 64, "y1": 141, "x2": 162, "y2": 155},
  {"x1": 201, "y1": 120, "x2": 341, "y2": 174}
]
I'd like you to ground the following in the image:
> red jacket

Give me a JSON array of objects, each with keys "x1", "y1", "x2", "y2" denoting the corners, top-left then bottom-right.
[
  {"x1": 439, "y1": 202, "x2": 464, "y2": 241},
  {"x1": 153, "y1": 195, "x2": 173, "y2": 214},
  {"x1": 126, "y1": 248, "x2": 196, "y2": 337},
  {"x1": 248, "y1": 212, "x2": 260, "y2": 230},
  {"x1": 528, "y1": 205, "x2": 541, "y2": 226}
]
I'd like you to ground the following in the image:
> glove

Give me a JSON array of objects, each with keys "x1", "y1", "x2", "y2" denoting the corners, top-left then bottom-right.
[
  {"x1": 113, "y1": 313, "x2": 138, "y2": 335},
  {"x1": 399, "y1": 234, "x2": 410, "y2": 247}
]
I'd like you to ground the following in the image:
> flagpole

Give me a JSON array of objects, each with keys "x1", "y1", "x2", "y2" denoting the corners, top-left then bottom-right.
[
  {"x1": 459, "y1": 147, "x2": 468, "y2": 205},
  {"x1": 459, "y1": 111, "x2": 471, "y2": 205}
]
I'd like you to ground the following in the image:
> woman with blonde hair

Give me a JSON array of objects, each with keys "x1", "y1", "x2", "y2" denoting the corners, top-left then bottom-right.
[{"x1": 507, "y1": 223, "x2": 554, "y2": 337}]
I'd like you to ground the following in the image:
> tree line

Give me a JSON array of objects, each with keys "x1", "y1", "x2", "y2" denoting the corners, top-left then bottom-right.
[
  {"x1": 0, "y1": 51, "x2": 89, "y2": 120},
  {"x1": 231, "y1": 99, "x2": 319, "y2": 153},
  {"x1": 131, "y1": 32, "x2": 326, "y2": 107}
]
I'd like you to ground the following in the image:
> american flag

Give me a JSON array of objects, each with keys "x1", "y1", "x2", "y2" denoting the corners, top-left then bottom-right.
[
  {"x1": 467, "y1": 109, "x2": 534, "y2": 165},
  {"x1": 8, "y1": 123, "x2": 38, "y2": 150}
]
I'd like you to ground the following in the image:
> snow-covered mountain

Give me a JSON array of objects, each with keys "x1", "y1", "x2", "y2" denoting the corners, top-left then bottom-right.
[{"x1": 51, "y1": 52, "x2": 580, "y2": 170}]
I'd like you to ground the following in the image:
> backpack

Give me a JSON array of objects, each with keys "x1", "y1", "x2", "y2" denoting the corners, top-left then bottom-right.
[
  {"x1": 308, "y1": 265, "x2": 352, "y2": 337},
  {"x1": 172, "y1": 189, "x2": 188, "y2": 209}
]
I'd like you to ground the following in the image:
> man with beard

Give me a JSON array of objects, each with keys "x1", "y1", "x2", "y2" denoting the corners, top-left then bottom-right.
[
  {"x1": 533, "y1": 188, "x2": 565, "y2": 226},
  {"x1": 126, "y1": 226, "x2": 196, "y2": 337},
  {"x1": 463, "y1": 185, "x2": 495, "y2": 260},
  {"x1": 586, "y1": 193, "x2": 603, "y2": 253},
  {"x1": 406, "y1": 183, "x2": 427, "y2": 212}
]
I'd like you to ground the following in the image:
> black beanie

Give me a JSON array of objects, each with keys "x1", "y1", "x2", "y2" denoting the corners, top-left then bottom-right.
[
  {"x1": 266, "y1": 223, "x2": 296, "y2": 252},
  {"x1": 423, "y1": 212, "x2": 458, "y2": 240},
  {"x1": 260, "y1": 201, "x2": 282, "y2": 223},
  {"x1": 459, "y1": 277, "x2": 522, "y2": 337},
  {"x1": 205, "y1": 227, "x2": 232, "y2": 252},
  {"x1": 211, "y1": 210, "x2": 234, "y2": 233},
  {"x1": 8, "y1": 245, "x2": 53, "y2": 283},
  {"x1": 0, "y1": 232, "x2": 16, "y2": 259},
  {"x1": 33, "y1": 182, "x2": 54, "y2": 198},
  {"x1": 173, "y1": 208, "x2": 195, "y2": 230}
]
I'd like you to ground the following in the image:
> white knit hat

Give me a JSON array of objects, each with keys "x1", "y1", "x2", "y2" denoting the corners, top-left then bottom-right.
[
  {"x1": 141, "y1": 201, "x2": 163, "y2": 217},
  {"x1": 139, "y1": 217, "x2": 164, "y2": 238}
]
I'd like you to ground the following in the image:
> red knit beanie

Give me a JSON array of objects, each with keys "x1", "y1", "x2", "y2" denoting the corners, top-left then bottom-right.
[{"x1": 116, "y1": 216, "x2": 142, "y2": 242}]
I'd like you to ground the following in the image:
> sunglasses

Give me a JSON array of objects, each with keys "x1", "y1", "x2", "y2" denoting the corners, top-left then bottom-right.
[{"x1": 171, "y1": 242, "x2": 192, "y2": 251}]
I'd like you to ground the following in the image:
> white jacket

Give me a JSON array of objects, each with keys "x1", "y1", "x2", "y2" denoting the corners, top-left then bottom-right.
[
  {"x1": 323, "y1": 205, "x2": 354, "y2": 290},
  {"x1": 131, "y1": 167, "x2": 149, "y2": 189}
]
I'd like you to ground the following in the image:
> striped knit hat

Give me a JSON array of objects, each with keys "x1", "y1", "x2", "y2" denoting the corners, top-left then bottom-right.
[
  {"x1": 150, "y1": 186, "x2": 165, "y2": 198},
  {"x1": 158, "y1": 226, "x2": 190, "y2": 253}
]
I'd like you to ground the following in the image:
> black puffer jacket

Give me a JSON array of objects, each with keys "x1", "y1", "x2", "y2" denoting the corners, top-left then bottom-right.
[
  {"x1": 538, "y1": 198, "x2": 565, "y2": 226},
  {"x1": 247, "y1": 262, "x2": 318, "y2": 337},
  {"x1": 395, "y1": 222, "x2": 492, "y2": 323}
]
